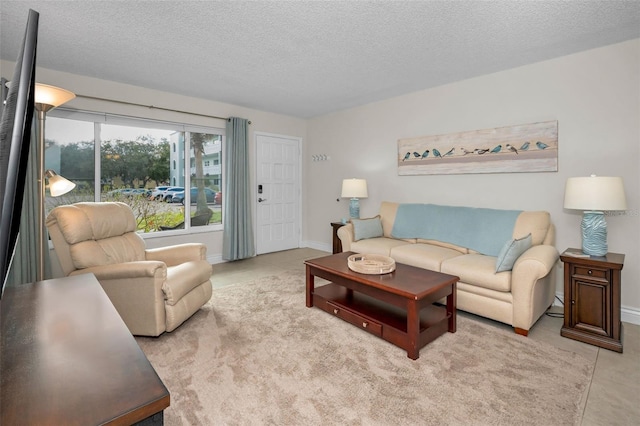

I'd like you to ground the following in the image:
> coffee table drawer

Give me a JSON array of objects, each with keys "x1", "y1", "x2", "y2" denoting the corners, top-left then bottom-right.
[{"x1": 327, "y1": 301, "x2": 383, "y2": 337}]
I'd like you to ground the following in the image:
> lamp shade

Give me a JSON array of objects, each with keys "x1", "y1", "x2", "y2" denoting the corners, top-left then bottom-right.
[
  {"x1": 34, "y1": 83, "x2": 75, "y2": 111},
  {"x1": 564, "y1": 176, "x2": 627, "y2": 211},
  {"x1": 45, "y1": 170, "x2": 76, "y2": 197},
  {"x1": 341, "y1": 179, "x2": 368, "y2": 198}
]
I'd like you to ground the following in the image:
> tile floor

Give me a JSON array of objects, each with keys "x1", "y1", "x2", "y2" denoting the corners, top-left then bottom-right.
[{"x1": 211, "y1": 248, "x2": 639, "y2": 425}]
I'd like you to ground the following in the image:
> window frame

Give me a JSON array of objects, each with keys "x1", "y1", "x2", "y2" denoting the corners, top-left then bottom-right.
[{"x1": 47, "y1": 108, "x2": 225, "y2": 237}]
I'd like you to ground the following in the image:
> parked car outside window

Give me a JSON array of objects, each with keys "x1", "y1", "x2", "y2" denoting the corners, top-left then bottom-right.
[
  {"x1": 160, "y1": 186, "x2": 184, "y2": 202},
  {"x1": 106, "y1": 188, "x2": 150, "y2": 198},
  {"x1": 171, "y1": 187, "x2": 216, "y2": 204},
  {"x1": 150, "y1": 186, "x2": 170, "y2": 200}
]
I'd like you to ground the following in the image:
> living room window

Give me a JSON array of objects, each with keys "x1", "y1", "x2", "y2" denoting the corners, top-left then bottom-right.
[{"x1": 45, "y1": 110, "x2": 224, "y2": 234}]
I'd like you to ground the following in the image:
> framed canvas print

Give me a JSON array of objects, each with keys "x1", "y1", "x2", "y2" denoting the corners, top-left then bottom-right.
[{"x1": 398, "y1": 120, "x2": 558, "y2": 175}]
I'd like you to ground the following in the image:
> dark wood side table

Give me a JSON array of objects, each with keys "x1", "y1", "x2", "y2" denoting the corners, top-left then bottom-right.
[
  {"x1": 1, "y1": 274, "x2": 170, "y2": 425},
  {"x1": 331, "y1": 221, "x2": 345, "y2": 254},
  {"x1": 560, "y1": 248, "x2": 624, "y2": 352}
]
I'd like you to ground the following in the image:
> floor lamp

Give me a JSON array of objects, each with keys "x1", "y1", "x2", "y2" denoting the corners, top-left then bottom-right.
[{"x1": 35, "y1": 83, "x2": 75, "y2": 281}]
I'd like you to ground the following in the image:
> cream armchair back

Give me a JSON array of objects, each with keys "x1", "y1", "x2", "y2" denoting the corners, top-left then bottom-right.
[{"x1": 46, "y1": 202, "x2": 213, "y2": 336}]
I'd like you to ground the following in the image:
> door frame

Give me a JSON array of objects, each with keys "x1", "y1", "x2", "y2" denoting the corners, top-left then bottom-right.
[{"x1": 254, "y1": 131, "x2": 303, "y2": 255}]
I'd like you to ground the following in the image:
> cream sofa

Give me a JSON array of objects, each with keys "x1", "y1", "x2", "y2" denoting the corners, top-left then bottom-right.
[
  {"x1": 337, "y1": 201, "x2": 559, "y2": 335},
  {"x1": 46, "y1": 202, "x2": 213, "y2": 336}
]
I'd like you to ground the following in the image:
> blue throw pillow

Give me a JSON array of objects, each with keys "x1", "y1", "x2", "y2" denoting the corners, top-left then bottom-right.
[
  {"x1": 495, "y1": 234, "x2": 532, "y2": 273},
  {"x1": 352, "y1": 216, "x2": 383, "y2": 241}
]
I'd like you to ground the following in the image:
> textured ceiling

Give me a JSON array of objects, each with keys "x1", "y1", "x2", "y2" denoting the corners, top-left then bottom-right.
[{"x1": 1, "y1": 1, "x2": 639, "y2": 118}]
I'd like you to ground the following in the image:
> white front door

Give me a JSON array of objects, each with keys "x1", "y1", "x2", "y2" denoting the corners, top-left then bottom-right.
[{"x1": 255, "y1": 133, "x2": 301, "y2": 255}]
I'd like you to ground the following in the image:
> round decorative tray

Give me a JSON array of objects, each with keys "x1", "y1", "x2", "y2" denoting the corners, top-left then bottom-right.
[{"x1": 347, "y1": 254, "x2": 396, "y2": 275}]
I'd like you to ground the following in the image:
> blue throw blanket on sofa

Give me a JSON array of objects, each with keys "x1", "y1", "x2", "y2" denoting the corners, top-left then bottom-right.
[{"x1": 391, "y1": 204, "x2": 522, "y2": 256}]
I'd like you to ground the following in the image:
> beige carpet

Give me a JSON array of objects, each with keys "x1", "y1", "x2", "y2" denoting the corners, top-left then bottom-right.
[{"x1": 136, "y1": 271, "x2": 593, "y2": 425}]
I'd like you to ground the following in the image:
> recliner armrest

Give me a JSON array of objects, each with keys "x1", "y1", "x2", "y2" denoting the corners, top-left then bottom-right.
[
  {"x1": 70, "y1": 261, "x2": 168, "y2": 337},
  {"x1": 69, "y1": 261, "x2": 166, "y2": 280},
  {"x1": 146, "y1": 243, "x2": 207, "y2": 266},
  {"x1": 164, "y1": 260, "x2": 213, "y2": 305}
]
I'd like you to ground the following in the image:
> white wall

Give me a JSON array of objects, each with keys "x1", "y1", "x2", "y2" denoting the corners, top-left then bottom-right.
[
  {"x1": 0, "y1": 61, "x2": 308, "y2": 268},
  {"x1": 305, "y1": 39, "x2": 640, "y2": 322}
]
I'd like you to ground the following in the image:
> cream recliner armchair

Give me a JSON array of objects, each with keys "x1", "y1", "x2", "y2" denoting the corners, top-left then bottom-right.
[{"x1": 46, "y1": 202, "x2": 213, "y2": 336}]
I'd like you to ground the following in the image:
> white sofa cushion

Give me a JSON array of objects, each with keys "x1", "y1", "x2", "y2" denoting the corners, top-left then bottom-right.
[
  {"x1": 457, "y1": 281, "x2": 513, "y2": 303},
  {"x1": 416, "y1": 239, "x2": 469, "y2": 254},
  {"x1": 351, "y1": 237, "x2": 411, "y2": 257},
  {"x1": 441, "y1": 254, "x2": 512, "y2": 292},
  {"x1": 391, "y1": 243, "x2": 462, "y2": 271}
]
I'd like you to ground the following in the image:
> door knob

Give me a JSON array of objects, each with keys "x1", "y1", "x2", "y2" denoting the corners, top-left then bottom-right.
[{"x1": 258, "y1": 198, "x2": 267, "y2": 202}]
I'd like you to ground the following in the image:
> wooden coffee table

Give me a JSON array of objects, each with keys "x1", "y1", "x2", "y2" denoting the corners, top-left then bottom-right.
[{"x1": 305, "y1": 252, "x2": 458, "y2": 360}]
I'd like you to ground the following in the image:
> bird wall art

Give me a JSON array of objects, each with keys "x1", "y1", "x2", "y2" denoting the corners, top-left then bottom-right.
[{"x1": 397, "y1": 120, "x2": 558, "y2": 175}]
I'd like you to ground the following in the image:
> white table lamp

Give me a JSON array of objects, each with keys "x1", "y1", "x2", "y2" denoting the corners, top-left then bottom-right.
[
  {"x1": 563, "y1": 175, "x2": 627, "y2": 256},
  {"x1": 341, "y1": 178, "x2": 368, "y2": 219}
]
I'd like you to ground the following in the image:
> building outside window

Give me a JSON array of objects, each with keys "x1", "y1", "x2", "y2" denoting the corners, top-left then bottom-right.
[{"x1": 45, "y1": 111, "x2": 224, "y2": 233}]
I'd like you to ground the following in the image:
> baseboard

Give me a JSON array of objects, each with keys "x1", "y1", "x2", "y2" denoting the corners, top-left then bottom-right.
[
  {"x1": 621, "y1": 306, "x2": 639, "y2": 326},
  {"x1": 555, "y1": 291, "x2": 640, "y2": 326},
  {"x1": 302, "y1": 240, "x2": 332, "y2": 253},
  {"x1": 208, "y1": 254, "x2": 225, "y2": 265}
]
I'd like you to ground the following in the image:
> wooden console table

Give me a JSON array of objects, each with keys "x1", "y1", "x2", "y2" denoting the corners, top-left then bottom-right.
[{"x1": 1, "y1": 274, "x2": 170, "y2": 425}]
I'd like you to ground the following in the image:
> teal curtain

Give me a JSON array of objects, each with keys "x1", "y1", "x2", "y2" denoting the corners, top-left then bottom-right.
[
  {"x1": 222, "y1": 117, "x2": 255, "y2": 261},
  {"x1": 6, "y1": 117, "x2": 46, "y2": 285}
]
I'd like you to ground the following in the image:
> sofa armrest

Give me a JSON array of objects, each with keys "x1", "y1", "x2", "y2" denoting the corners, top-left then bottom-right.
[
  {"x1": 146, "y1": 243, "x2": 207, "y2": 266},
  {"x1": 511, "y1": 244, "x2": 560, "y2": 330},
  {"x1": 512, "y1": 245, "x2": 558, "y2": 280},
  {"x1": 337, "y1": 223, "x2": 354, "y2": 252}
]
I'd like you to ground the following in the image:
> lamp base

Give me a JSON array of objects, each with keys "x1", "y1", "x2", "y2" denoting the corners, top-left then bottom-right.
[
  {"x1": 581, "y1": 211, "x2": 607, "y2": 256},
  {"x1": 349, "y1": 198, "x2": 360, "y2": 219}
]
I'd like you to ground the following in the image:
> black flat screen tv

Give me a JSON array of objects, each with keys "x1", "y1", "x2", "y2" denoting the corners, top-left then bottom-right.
[{"x1": 0, "y1": 9, "x2": 39, "y2": 299}]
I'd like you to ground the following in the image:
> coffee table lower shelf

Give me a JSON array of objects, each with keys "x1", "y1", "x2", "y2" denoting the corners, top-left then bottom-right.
[{"x1": 312, "y1": 283, "x2": 451, "y2": 358}]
